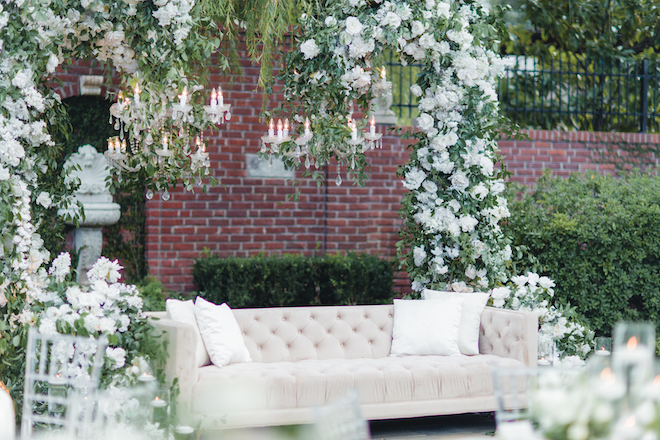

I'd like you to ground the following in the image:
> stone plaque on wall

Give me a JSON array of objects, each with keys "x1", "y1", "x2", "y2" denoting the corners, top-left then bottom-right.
[{"x1": 246, "y1": 153, "x2": 295, "y2": 178}]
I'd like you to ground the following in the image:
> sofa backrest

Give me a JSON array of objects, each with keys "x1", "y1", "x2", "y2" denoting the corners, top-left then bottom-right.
[{"x1": 232, "y1": 305, "x2": 394, "y2": 362}]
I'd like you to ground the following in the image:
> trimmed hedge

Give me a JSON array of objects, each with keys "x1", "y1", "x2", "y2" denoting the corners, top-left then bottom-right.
[
  {"x1": 192, "y1": 252, "x2": 395, "y2": 308},
  {"x1": 503, "y1": 172, "x2": 660, "y2": 336}
]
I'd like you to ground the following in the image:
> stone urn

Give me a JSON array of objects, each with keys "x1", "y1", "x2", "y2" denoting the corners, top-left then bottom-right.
[{"x1": 58, "y1": 145, "x2": 121, "y2": 285}]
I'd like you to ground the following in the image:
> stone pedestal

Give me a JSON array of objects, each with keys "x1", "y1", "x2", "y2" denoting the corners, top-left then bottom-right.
[
  {"x1": 58, "y1": 145, "x2": 121, "y2": 285},
  {"x1": 370, "y1": 81, "x2": 398, "y2": 126}
]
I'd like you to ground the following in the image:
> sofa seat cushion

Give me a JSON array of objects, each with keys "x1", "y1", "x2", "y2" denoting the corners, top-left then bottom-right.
[{"x1": 190, "y1": 355, "x2": 524, "y2": 415}]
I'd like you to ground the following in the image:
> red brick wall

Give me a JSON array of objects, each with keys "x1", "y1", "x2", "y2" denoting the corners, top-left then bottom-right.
[{"x1": 51, "y1": 58, "x2": 660, "y2": 295}]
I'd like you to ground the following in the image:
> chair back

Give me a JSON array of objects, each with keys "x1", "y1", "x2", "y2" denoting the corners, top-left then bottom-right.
[{"x1": 21, "y1": 328, "x2": 107, "y2": 440}]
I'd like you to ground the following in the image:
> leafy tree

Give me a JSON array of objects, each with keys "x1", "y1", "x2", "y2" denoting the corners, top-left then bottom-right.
[{"x1": 502, "y1": 0, "x2": 660, "y2": 59}]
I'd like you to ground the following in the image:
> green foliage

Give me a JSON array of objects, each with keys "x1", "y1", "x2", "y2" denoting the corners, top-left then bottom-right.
[
  {"x1": 193, "y1": 252, "x2": 395, "y2": 308},
  {"x1": 502, "y1": 0, "x2": 660, "y2": 59},
  {"x1": 138, "y1": 277, "x2": 167, "y2": 312},
  {"x1": 503, "y1": 172, "x2": 660, "y2": 336}
]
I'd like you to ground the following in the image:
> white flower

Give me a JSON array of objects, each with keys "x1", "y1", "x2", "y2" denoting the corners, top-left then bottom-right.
[
  {"x1": 416, "y1": 113, "x2": 435, "y2": 132},
  {"x1": 49, "y1": 252, "x2": 71, "y2": 282},
  {"x1": 490, "y1": 287, "x2": 510, "y2": 308},
  {"x1": 465, "y1": 265, "x2": 477, "y2": 279},
  {"x1": 87, "y1": 257, "x2": 123, "y2": 284},
  {"x1": 403, "y1": 168, "x2": 426, "y2": 190},
  {"x1": 410, "y1": 84, "x2": 423, "y2": 97},
  {"x1": 450, "y1": 281, "x2": 472, "y2": 293},
  {"x1": 437, "y1": 1, "x2": 451, "y2": 19},
  {"x1": 447, "y1": 30, "x2": 473, "y2": 48},
  {"x1": 511, "y1": 275, "x2": 528, "y2": 287},
  {"x1": 46, "y1": 53, "x2": 60, "y2": 73},
  {"x1": 383, "y1": 11, "x2": 401, "y2": 28},
  {"x1": 539, "y1": 277, "x2": 555, "y2": 289},
  {"x1": 39, "y1": 318, "x2": 57, "y2": 335},
  {"x1": 12, "y1": 70, "x2": 31, "y2": 89},
  {"x1": 0, "y1": 166, "x2": 9, "y2": 180},
  {"x1": 345, "y1": 17, "x2": 363, "y2": 35},
  {"x1": 459, "y1": 215, "x2": 478, "y2": 232},
  {"x1": 106, "y1": 347, "x2": 127, "y2": 370},
  {"x1": 36, "y1": 191, "x2": 52, "y2": 208},
  {"x1": 300, "y1": 39, "x2": 320, "y2": 59},
  {"x1": 449, "y1": 170, "x2": 470, "y2": 192},
  {"x1": 490, "y1": 180, "x2": 506, "y2": 195},
  {"x1": 471, "y1": 183, "x2": 488, "y2": 200},
  {"x1": 411, "y1": 20, "x2": 425, "y2": 37},
  {"x1": 325, "y1": 16, "x2": 337, "y2": 27},
  {"x1": 413, "y1": 246, "x2": 427, "y2": 266}
]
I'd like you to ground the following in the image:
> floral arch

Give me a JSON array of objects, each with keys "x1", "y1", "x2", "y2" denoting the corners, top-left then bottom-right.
[{"x1": 266, "y1": 0, "x2": 511, "y2": 294}]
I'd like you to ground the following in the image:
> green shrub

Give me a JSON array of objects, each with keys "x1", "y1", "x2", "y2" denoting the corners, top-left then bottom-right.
[
  {"x1": 192, "y1": 252, "x2": 395, "y2": 308},
  {"x1": 503, "y1": 172, "x2": 660, "y2": 336},
  {"x1": 137, "y1": 277, "x2": 167, "y2": 311}
]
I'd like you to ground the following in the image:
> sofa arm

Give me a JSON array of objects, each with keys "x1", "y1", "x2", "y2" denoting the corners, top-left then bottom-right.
[
  {"x1": 479, "y1": 307, "x2": 538, "y2": 366},
  {"x1": 147, "y1": 312, "x2": 198, "y2": 417}
]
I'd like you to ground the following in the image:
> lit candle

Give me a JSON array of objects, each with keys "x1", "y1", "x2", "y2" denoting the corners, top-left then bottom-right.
[
  {"x1": 114, "y1": 138, "x2": 121, "y2": 154},
  {"x1": 595, "y1": 367, "x2": 626, "y2": 400},
  {"x1": 304, "y1": 117, "x2": 311, "y2": 135},
  {"x1": 133, "y1": 84, "x2": 140, "y2": 104},
  {"x1": 151, "y1": 396, "x2": 168, "y2": 428},
  {"x1": 179, "y1": 86, "x2": 188, "y2": 107},
  {"x1": 107, "y1": 139, "x2": 114, "y2": 154},
  {"x1": 117, "y1": 91, "x2": 124, "y2": 109},
  {"x1": 138, "y1": 372, "x2": 156, "y2": 383},
  {"x1": 370, "y1": 115, "x2": 376, "y2": 136},
  {"x1": 162, "y1": 133, "x2": 168, "y2": 151},
  {"x1": 121, "y1": 140, "x2": 127, "y2": 153},
  {"x1": 283, "y1": 119, "x2": 289, "y2": 138},
  {"x1": 195, "y1": 136, "x2": 201, "y2": 152},
  {"x1": 350, "y1": 121, "x2": 357, "y2": 141},
  {"x1": 174, "y1": 426, "x2": 194, "y2": 440},
  {"x1": 218, "y1": 87, "x2": 224, "y2": 107},
  {"x1": 268, "y1": 120, "x2": 274, "y2": 138},
  {"x1": 537, "y1": 358, "x2": 550, "y2": 366},
  {"x1": 277, "y1": 119, "x2": 283, "y2": 140},
  {"x1": 210, "y1": 88, "x2": 217, "y2": 109},
  {"x1": 381, "y1": 66, "x2": 386, "y2": 79},
  {"x1": 595, "y1": 348, "x2": 611, "y2": 356}
]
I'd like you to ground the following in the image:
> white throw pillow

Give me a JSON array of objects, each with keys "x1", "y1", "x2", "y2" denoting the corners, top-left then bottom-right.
[
  {"x1": 166, "y1": 299, "x2": 210, "y2": 367},
  {"x1": 194, "y1": 297, "x2": 252, "y2": 367},
  {"x1": 390, "y1": 298, "x2": 463, "y2": 357},
  {"x1": 422, "y1": 289, "x2": 490, "y2": 355}
]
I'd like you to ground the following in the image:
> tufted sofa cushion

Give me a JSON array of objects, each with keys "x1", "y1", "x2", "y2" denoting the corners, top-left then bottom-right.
[{"x1": 233, "y1": 305, "x2": 395, "y2": 362}]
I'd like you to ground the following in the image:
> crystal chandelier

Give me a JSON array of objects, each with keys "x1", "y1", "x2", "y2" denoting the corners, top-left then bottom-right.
[
  {"x1": 106, "y1": 82, "x2": 229, "y2": 200},
  {"x1": 260, "y1": 114, "x2": 382, "y2": 185}
]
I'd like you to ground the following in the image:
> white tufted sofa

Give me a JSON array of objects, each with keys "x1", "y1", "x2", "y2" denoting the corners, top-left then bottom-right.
[{"x1": 148, "y1": 305, "x2": 537, "y2": 429}]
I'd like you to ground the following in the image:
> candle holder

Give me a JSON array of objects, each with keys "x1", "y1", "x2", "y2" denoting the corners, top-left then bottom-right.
[
  {"x1": 174, "y1": 425, "x2": 195, "y2": 440},
  {"x1": 594, "y1": 336, "x2": 612, "y2": 356},
  {"x1": 47, "y1": 372, "x2": 68, "y2": 416},
  {"x1": 151, "y1": 386, "x2": 170, "y2": 432},
  {"x1": 612, "y1": 322, "x2": 655, "y2": 393}
]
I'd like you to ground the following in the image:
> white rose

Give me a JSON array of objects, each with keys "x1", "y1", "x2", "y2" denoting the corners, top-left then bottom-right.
[
  {"x1": 490, "y1": 287, "x2": 511, "y2": 308},
  {"x1": 449, "y1": 170, "x2": 470, "y2": 192},
  {"x1": 539, "y1": 277, "x2": 555, "y2": 289},
  {"x1": 471, "y1": 183, "x2": 488, "y2": 200},
  {"x1": 437, "y1": 2, "x2": 451, "y2": 19},
  {"x1": 36, "y1": 191, "x2": 52, "y2": 208},
  {"x1": 416, "y1": 113, "x2": 435, "y2": 132},
  {"x1": 418, "y1": 97, "x2": 435, "y2": 112},
  {"x1": 383, "y1": 11, "x2": 401, "y2": 28},
  {"x1": 413, "y1": 245, "x2": 427, "y2": 266},
  {"x1": 46, "y1": 53, "x2": 60, "y2": 73},
  {"x1": 325, "y1": 16, "x2": 337, "y2": 27},
  {"x1": 410, "y1": 84, "x2": 423, "y2": 97},
  {"x1": 465, "y1": 265, "x2": 477, "y2": 279},
  {"x1": 300, "y1": 39, "x2": 320, "y2": 59},
  {"x1": 411, "y1": 20, "x2": 425, "y2": 37},
  {"x1": 0, "y1": 166, "x2": 9, "y2": 180},
  {"x1": 345, "y1": 17, "x2": 363, "y2": 35}
]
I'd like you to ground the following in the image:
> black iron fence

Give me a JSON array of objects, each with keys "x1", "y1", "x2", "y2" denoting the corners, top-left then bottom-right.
[{"x1": 385, "y1": 52, "x2": 660, "y2": 133}]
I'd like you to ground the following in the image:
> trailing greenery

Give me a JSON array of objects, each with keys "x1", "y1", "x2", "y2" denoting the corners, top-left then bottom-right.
[
  {"x1": 503, "y1": 172, "x2": 660, "y2": 336},
  {"x1": 193, "y1": 252, "x2": 395, "y2": 308},
  {"x1": 137, "y1": 277, "x2": 168, "y2": 312}
]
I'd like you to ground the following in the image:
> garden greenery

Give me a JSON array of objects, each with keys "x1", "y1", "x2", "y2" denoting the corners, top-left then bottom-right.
[
  {"x1": 504, "y1": 172, "x2": 660, "y2": 337},
  {"x1": 193, "y1": 252, "x2": 395, "y2": 308}
]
